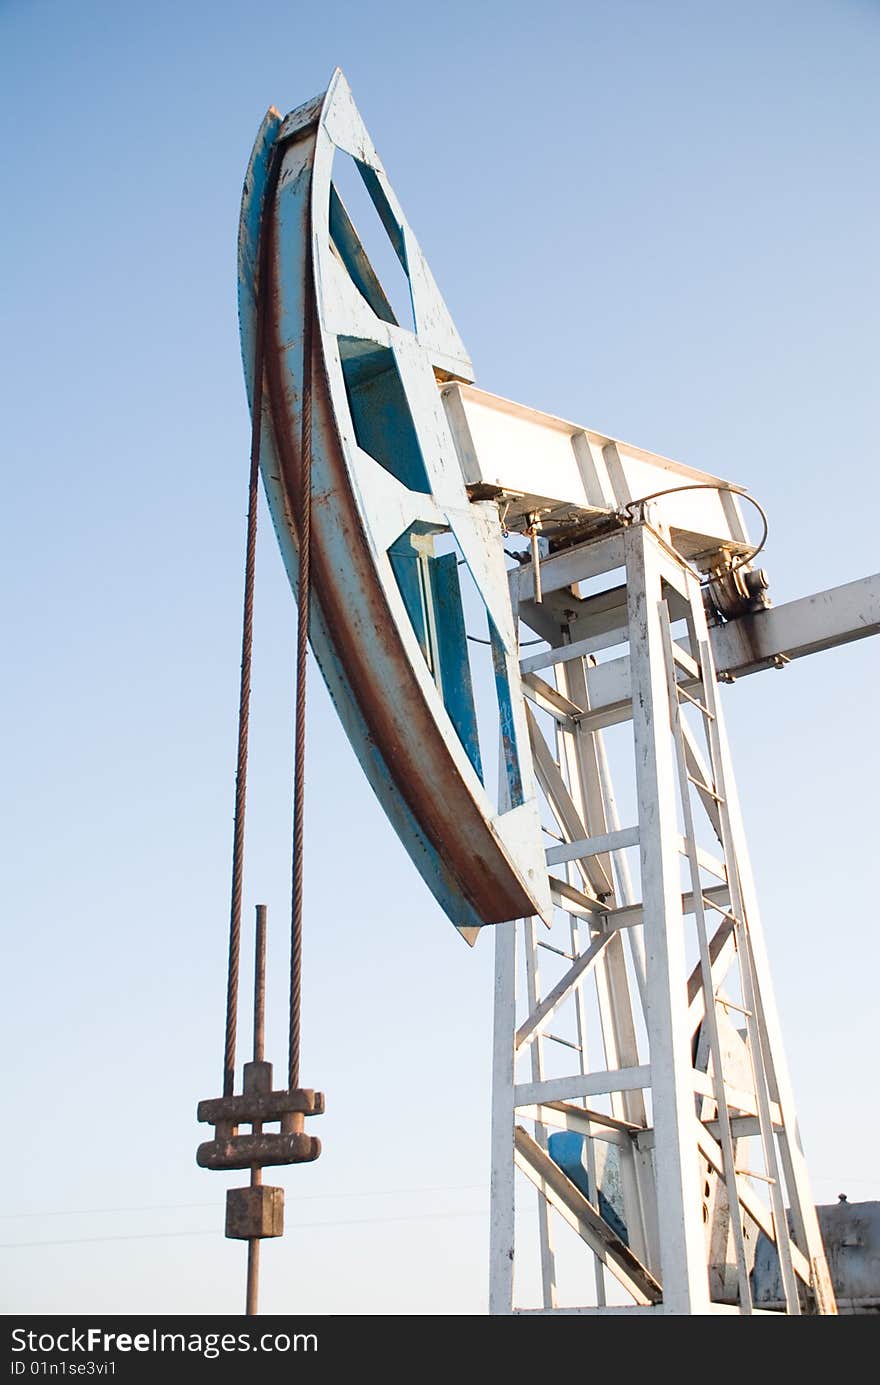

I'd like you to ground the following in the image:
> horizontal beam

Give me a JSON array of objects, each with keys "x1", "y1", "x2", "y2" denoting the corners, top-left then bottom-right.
[
  {"x1": 521, "y1": 623, "x2": 630, "y2": 675},
  {"x1": 521, "y1": 672, "x2": 583, "y2": 726},
  {"x1": 515, "y1": 1065, "x2": 651, "y2": 1107},
  {"x1": 546, "y1": 825, "x2": 639, "y2": 868},
  {"x1": 548, "y1": 876, "x2": 606, "y2": 917},
  {"x1": 703, "y1": 1114, "x2": 778, "y2": 1141},
  {"x1": 511, "y1": 532, "x2": 625, "y2": 603},
  {"x1": 630, "y1": 1113, "x2": 770, "y2": 1149},
  {"x1": 514, "y1": 1306, "x2": 662, "y2": 1315},
  {"x1": 516, "y1": 1102, "x2": 635, "y2": 1148},
  {"x1": 691, "y1": 1068, "x2": 782, "y2": 1125},
  {"x1": 710, "y1": 573, "x2": 880, "y2": 677},
  {"x1": 514, "y1": 1302, "x2": 783, "y2": 1315},
  {"x1": 608, "y1": 882, "x2": 731, "y2": 932},
  {"x1": 516, "y1": 579, "x2": 879, "y2": 730}
]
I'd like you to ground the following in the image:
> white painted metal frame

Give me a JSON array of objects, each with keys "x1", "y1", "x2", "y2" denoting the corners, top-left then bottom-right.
[
  {"x1": 245, "y1": 75, "x2": 877, "y2": 1321},
  {"x1": 490, "y1": 520, "x2": 837, "y2": 1315}
]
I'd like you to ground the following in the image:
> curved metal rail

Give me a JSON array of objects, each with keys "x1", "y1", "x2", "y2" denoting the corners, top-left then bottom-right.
[{"x1": 238, "y1": 71, "x2": 552, "y2": 938}]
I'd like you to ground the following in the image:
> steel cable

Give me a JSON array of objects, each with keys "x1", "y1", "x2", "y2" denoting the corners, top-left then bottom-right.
[
  {"x1": 289, "y1": 217, "x2": 314, "y2": 1093},
  {"x1": 222, "y1": 150, "x2": 281, "y2": 1098}
]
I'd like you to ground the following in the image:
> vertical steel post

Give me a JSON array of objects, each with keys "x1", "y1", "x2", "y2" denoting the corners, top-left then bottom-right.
[
  {"x1": 625, "y1": 525, "x2": 709, "y2": 1313},
  {"x1": 489, "y1": 919, "x2": 517, "y2": 1315},
  {"x1": 246, "y1": 903, "x2": 268, "y2": 1317}
]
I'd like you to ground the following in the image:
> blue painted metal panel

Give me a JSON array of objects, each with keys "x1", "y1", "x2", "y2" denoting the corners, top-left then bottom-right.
[
  {"x1": 489, "y1": 616, "x2": 524, "y2": 809},
  {"x1": 388, "y1": 535, "x2": 431, "y2": 668},
  {"x1": 432, "y1": 552, "x2": 484, "y2": 782},
  {"x1": 548, "y1": 1132, "x2": 629, "y2": 1245},
  {"x1": 338, "y1": 338, "x2": 431, "y2": 494}
]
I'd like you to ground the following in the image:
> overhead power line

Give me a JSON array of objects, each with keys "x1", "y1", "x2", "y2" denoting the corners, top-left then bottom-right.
[
  {"x1": 0, "y1": 1182, "x2": 486, "y2": 1221},
  {"x1": 3, "y1": 1207, "x2": 488, "y2": 1250}
]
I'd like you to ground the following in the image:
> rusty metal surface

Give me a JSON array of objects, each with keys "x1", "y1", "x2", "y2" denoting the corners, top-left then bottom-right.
[
  {"x1": 198, "y1": 1087, "x2": 325, "y2": 1123},
  {"x1": 224, "y1": 125, "x2": 281, "y2": 1098},
  {"x1": 238, "y1": 74, "x2": 552, "y2": 936},
  {"x1": 226, "y1": 1185, "x2": 285, "y2": 1241},
  {"x1": 198, "y1": 1129, "x2": 321, "y2": 1171},
  {"x1": 288, "y1": 224, "x2": 313, "y2": 1090},
  {"x1": 198, "y1": 900, "x2": 324, "y2": 1312}
]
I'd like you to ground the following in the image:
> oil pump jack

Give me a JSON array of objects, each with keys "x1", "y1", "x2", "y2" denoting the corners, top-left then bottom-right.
[{"x1": 196, "y1": 71, "x2": 879, "y2": 1316}]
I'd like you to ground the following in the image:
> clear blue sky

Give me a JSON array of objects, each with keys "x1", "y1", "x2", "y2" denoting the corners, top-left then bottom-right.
[{"x1": 2, "y1": 0, "x2": 878, "y2": 1314}]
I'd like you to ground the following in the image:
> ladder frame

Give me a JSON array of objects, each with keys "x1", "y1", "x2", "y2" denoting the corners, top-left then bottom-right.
[{"x1": 489, "y1": 520, "x2": 836, "y2": 1316}]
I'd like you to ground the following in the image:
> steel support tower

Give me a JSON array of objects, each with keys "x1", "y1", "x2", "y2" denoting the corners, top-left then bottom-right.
[
  {"x1": 234, "y1": 71, "x2": 879, "y2": 1315},
  {"x1": 490, "y1": 520, "x2": 837, "y2": 1314}
]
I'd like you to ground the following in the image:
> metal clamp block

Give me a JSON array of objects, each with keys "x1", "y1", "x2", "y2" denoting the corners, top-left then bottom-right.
[{"x1": 225, "y1": 1185, "x2": 285, "y2": 1240}]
